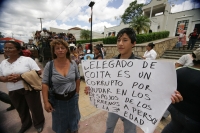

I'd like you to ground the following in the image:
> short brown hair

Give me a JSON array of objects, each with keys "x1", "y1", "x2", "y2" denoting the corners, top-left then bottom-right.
[{"x1": 50, "y1": 39, "x2": 71, "y2": 62}]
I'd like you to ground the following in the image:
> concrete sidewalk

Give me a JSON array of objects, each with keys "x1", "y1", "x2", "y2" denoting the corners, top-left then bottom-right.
[{"x1": 0, "y1": 57, "x2": 176, "y2": 133}]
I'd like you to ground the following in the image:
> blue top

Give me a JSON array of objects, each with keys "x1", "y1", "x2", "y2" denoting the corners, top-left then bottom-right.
[{"x1": 42, "y1": 60, "x2": 80, "y2": 94}]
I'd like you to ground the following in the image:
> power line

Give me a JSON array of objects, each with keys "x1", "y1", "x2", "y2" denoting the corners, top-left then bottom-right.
[{"x1": 53, "y1": 0, "x2": 74, "y2": 21}]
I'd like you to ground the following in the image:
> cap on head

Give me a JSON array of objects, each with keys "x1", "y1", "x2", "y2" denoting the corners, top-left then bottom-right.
[
  {"x1": 193, "y1": 48, "x2": 200, "y2": 61},
  {"x1": 43, "y1": 28, "x2": 47, "y2": 31}
]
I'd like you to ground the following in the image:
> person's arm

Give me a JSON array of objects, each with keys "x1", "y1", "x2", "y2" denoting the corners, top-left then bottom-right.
[
  {"x1": 75, "y1": 79, "x2": 80, "y2": 94},
  {"x1": 41, "y1": 62, "x2": 54, "y2": 112},
  {"x1": 171, "y1": 90, "x2": 183, "y2": 104},
  {"x1": 42, "y1": 83, "x2": 54, "y2": 112},
  {"x1": 0, "y1": 73, "x2": 21, "y2": 83},
  {"x1": 0, "y1": 76, "x2": 8, "y2": 82},
  {"x1": 74, "y1": 61, "x2": 80, "y2": 93},
  {"x1": 84, "y1": 86, "x2": 90, "y2": 95},
  {"x1": 37, "y1": 70, "x2": 42, "y2": 75},
  {"x1": 142, "y1": 51, "x2": 147, "y2": 59},
  {"x1": 175, "y1": 63, "x2": 183, "y2": 68},
  {"x1": 175, "y1": 55, "x2": 186, "y2": 68},
  {"x1": 188, "y1": 33, "x2": 191, "y2": 38}
]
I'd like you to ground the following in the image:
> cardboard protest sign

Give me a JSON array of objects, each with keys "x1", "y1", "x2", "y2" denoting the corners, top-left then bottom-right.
[{"x1": 81, "y1": 59, "x2": 177, "y2": 133}]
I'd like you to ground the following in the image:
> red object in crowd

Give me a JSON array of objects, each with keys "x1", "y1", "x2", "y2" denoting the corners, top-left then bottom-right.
[
  {"x1": 22, "y1": 50, "x2": 31, "y2": 57},
  {"x1": 0, "y1": 37, "x2": 24, "y2": 43}
]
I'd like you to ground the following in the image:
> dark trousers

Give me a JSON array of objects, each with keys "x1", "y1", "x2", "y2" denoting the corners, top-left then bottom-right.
[
  {"x1": 162, "y1": 105, "x2": 200, "y2": 133},
  {"x1": 187, "y1": 38, "x2": 197, "y2": 50},
  {"x1": 0, "y1": 91, "x2": 13, "y2": 105},
  {"x1": 9, "y1": 89, "x2": 45, "y2": 129}
]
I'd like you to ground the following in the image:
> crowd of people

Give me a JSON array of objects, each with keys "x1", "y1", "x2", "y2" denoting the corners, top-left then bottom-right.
[
  {"x1": 177, "y1": 28, "x2": 200, "y2": 50},
  {"x1": 34, "y1": 28, "x2": 77, "y2": 47},
  {"x1": 0, "y1": 27, "x2": 199, "y2": 133}
]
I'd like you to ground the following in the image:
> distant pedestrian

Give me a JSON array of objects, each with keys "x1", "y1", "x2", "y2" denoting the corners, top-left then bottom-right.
[
  {"x1": 99, "y1": 44, "x2": 106, "y2": 59},
  {"x1": 93, "y1": 45, "x2": 103, "y2": 59},
  {"x1": 187, "y1": 28, "x2": 200, "y2": 50},
  {"x1": 142, "y1": 42, "x2": 157, "y2": 60},
  {"x1": 179, "y1": 30, "x2": 187, "y2": 50}
]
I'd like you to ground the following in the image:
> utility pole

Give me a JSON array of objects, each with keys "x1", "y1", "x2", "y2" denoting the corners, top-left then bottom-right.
[
  {"x1": 88, "y1": 1, "x2": 95, "y2": 54},
  {"x1": 37, "y1": 18, "x2": 43, "y2": 31}
]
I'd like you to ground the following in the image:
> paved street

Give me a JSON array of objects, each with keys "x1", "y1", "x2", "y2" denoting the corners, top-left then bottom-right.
[{"x1": 0, "y1": 54, "x2": 176, "y2": 133}]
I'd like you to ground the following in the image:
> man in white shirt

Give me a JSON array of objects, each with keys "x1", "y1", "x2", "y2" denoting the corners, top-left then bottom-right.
[{"x1": 175, "y1": 54, "x2": 193, "y2": 68}]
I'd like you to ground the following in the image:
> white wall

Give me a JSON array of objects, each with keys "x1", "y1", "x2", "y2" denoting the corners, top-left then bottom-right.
[
  {"x1": 50, "y1": 27, "x2": 103, "y2": 40},
  {"x1": 104, "y1": 22, "x2": 129, "y2": 37},
  {"x1": 166, "y1": 9, "x2": 200, "y2": 39}
]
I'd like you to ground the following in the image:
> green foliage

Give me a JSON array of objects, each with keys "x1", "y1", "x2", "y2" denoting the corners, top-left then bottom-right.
[
  {"x1": 103, "y1": 31, "x2": 170, "y2": 44},
  {"x1": 121, "y1": 1, "x2": 144, "y2": 24},
  {"x1": 76, "y1": 31, "x2": 170, "y2": 44},
  {"x1": 102, "y1": 36, "x2": 117, "y2": 44},
  {"x1": 80, "y1": 29, "x2": 90, "y2": 40},
  {"x1": 0, "y1": 32, "x2": 4, "y2": 38},
  {"x1": 129, "y1": 15, "x2": 151, "y2": 34}
]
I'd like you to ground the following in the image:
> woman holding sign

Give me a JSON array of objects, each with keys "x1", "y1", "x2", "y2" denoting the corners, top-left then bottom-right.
[{"x1": 162, "y1": 48, "x2": 200, "y2": 133}]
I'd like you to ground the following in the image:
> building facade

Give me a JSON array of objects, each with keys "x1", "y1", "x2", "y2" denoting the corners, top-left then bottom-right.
[
  {"x1": 50, "y1": 27, "x2": 103, "y2": 41},
  {"x1": 104, "y1": 0, "x2": 200, "y2": 40}
]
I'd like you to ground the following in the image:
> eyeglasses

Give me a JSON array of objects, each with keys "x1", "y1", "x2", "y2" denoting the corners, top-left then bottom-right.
[{"x1": 4, "y1": 47, "x2": 16, "y2": 50}]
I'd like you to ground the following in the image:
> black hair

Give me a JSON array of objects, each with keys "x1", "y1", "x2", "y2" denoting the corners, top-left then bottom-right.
[
  {"x1": 21, "y1": 46, "x2": 26, "y2": 50},
  {"x1": 77, "y1": 44, "x2": 83, "y2": 49},
  {"x1": 4, "y1": 41, "x2": 23, "y2": 56},
  {"x1": 70, "y1": 46, "x2": 75, "y2": 52},
  {"x1": 148, "y1": 42, "x2": 155, "y2": 49},
  {"x1": 99, "y1": 44, "x2": 103, "y2": 47},
  {"x1": 94, "y1": 45, "x2": 102, "y2": 55},
  {"x1": 192, "y1": 53, "x2": 200, "y2": 65},
  {"x1": 116, "y1": 28, "x2": 136, "y2": 44}
]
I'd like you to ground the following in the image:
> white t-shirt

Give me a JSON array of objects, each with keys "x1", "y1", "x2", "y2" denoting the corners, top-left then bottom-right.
[
  {"x1": 0, "y1": 56, "x2": 40, "y2": 91},
  {"x1": 176, "y1": 54, "x2": 193, "y2": 67},
  {"x1": 143, "y1": 49, "x2": 157, "y2": 60}
]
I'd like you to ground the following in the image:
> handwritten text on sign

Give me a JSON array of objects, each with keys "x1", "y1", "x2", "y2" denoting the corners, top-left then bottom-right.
[{"x1": 81, "y1": 59, "x2": 176, "y2": 133}]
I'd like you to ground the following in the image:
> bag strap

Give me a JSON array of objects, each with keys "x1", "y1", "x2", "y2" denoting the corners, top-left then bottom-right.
[{"x1": 48, "y1": 60, "x2": 53, "y2": 90}]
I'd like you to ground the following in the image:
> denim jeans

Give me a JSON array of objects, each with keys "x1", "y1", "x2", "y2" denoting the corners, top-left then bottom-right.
[
  {"x1": 187, "y1": 38, "x2": 197, "y2": 50},
  {"x1": 51, "y1": 93, "x2": 80, "y2": 133},
  {"x1": 105, "y1": 112, "x2": 136, "y2": 133},
  {"x1": 162, "y1": 105, "x2": 200, "y2": 133}
]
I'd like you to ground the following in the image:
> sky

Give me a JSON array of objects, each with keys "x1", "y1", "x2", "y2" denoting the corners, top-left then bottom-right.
[{"x1": 0, "y1": 0, "x2": 199, "y2": 43}]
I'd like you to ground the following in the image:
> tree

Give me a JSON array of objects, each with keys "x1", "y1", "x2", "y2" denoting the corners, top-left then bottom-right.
[
  {"x1": 80, "y1": 29, "x2": 90, "y2": 40},
  {"x1": 129, "y1": 15, "x2": 151, "y2": 34},
  {"x1": 121, "y1": 1, "x2": 144, "y2": 24},
  {"x1": 0, "y1": 32, "x2": 4, "y2": 38}
]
